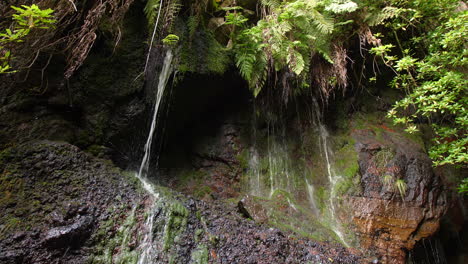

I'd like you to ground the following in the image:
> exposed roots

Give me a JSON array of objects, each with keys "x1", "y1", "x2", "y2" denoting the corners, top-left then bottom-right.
[
  {"x1": 310, "y1": 44, "x2": 349, "y2": 102},
  {"x1": 1, "y1": 0, "x2": 135, "y2": 80}
]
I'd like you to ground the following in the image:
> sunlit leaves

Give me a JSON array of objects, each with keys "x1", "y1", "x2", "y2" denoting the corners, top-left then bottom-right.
[
  {"x1": 375, "y1": 2, "x2": 467, "y2": 180},
  {"x1": 11, "y1": 4, "x2": 55, "y2": 29},
  {"x1": 0, "y1": 4, "x2": 55, "y2": 74},
  {"x1": 225, "y1": 12, "x2": 248, "y2": 26},
  {"x1": 227, "y1": 0, "x2": 342, "y2": 95},
  {"x1": 324, "y1": 0, "x2": 358, "y2": 14},
  {"x1": 162, "y1": 34, "x2": 179, "y2": 46},
  {"x1": 395, "y1": 56, "x2": 417, "y2": 72}
]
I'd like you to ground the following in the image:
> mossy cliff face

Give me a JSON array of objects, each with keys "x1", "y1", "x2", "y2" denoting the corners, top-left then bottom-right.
[
  {"x1": 157, "y1": 93, "x2": 457, "y2": 264},
  {"x1": 0, "y1": 140, "x2": 363, "y2": 264},
  {"x1": 0, "y1": 141, "x2": 142, "y2": 263}
]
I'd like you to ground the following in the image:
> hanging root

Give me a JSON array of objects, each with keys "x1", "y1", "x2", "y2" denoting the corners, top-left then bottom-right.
[
  {"x1": 310, "y1": 44, "x2": 349, "y2": 101},
  {"x1": 64, "y1": 0, "x2": 135, "y2": 79},
  {"x1": 1, "y1": 0, "x2": 135, "y2": 80}
]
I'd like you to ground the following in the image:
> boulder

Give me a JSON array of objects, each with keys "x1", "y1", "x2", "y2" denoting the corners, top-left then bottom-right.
[
  {"x1": 43, "y1": 216, "x2": 94, "y2": 249},
  {"x1": 348, "y1": 128, "x2": 446, "y2": 263}
]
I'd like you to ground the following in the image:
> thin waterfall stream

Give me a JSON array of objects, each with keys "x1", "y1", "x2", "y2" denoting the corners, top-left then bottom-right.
[
  {"x1": 245, "y1": 100, "x2": 350, "y2": 247},
  {"x1": 311, "y1": 100, "x2": 349, "y2": 247},
  {"x1": 134, "y1": 49, "x2": 174, "y2": 263}
]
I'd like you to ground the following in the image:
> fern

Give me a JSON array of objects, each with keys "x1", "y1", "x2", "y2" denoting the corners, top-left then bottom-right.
[
  {"x1": 324, "y1": 0, "x2": 358, "y2": 14},
  {"x1": 144, "y1": 0, "x2": 161, "y2": 27},
  {"x1": 229, "y1": 0, "x2": 339, "y2": 97},
  {"x1": 260, "y1": 0, "x2": 282, "y2": 8},
  {"x1": 164, "y1": 0, "x2": 182, "y2": 32},
  {"x1": 366, "y1": 6, "x2": 416, "y2": 27},
  {"x1": 310, "y1": 9, "x2": 334, "y2": 34}
]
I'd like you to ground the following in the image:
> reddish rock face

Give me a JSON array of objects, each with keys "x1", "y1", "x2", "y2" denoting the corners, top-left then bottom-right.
[{"x1": 348, "y1": 129, "x2": 446, "y2": 263}]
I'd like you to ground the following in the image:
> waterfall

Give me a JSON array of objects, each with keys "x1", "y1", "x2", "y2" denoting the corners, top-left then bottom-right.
[
  {"x1": 311, "y1": 99, "x2": 349, "y2": 247},
  {"x1": 305, "y1": 179, "x2": 319, "y2": 215},
  {"x1": 135, "y1": 49, "x2": 173, "y2": 263},
  {"x1": 244, "y1": 99, "x2": 350, "y2": 247},
  {"x1": 138, "y1": 49, "x2": 173, "y2": 177}
]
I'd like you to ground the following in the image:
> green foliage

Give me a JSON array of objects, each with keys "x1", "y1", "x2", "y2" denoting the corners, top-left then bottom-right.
[
  {"x1": 458, "y1": 178, "x2": 468, "y2": 193},
  {"x1": 144, "y1": 0, "x2": 161, "y2": 28},
  {"x1": 11, "y1": 4, "x2": 55, "y2": 29},
  {"x1": 162, "y1": 34, "x2": 179, "y2": 46},
  {"x1": 225, "y1": 12, "x2": 249, "y2": 26},
  {"x1": 367, "y1": 0, "x2": 467, "y2": 190},
  {"x1": 324, "y1": 0, "x2": 358, "y2": 14},
  {"x1": 372, "y1": 148, "x2": 394, "y2": 170},
  {"x1": 227, "y1": 0, "x2": 357, "y2": 96},
  {"x1": 178, "y1": 28, "x2": 230, "y2": 74},
  {"x1": 0, "y1": 4, "x2": 55, "y2": 73}
]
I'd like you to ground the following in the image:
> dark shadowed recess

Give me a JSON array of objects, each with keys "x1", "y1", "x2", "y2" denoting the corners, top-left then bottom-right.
[{"x1": 153, "y1": 70, "x2": 251, "y2": 171}]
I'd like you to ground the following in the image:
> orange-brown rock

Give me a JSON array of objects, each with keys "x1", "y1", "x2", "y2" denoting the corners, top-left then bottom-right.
[
  {"x1": 348, "y1": 128, "x2": 447, "y2": 263},
  {"x1": 349, "y1": 197, "x2": 444, "y2": 263}
]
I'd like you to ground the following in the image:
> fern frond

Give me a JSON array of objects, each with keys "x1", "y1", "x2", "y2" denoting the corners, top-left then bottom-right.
[
  {"x1": 260, "y1": 0, "x2": 282, "y2": 9},
  {"x1": 310, "y1": 9, "x2": 334, "y2": 34},
  {"x1": 144, "y1": 0, "x2": 161, "y2": 27},
  {"x1": 324, "y1": 0, "x2": 358, "y2": 14},
  {"x1": 164, "y1": 0, "x2": 182, "y2": 31},
  {"x1": 366, "y1": 6, "x2": 415, "y2": 26},
  {"x1": 187, "y1": 16, "x2": 199, "y2": 37}
]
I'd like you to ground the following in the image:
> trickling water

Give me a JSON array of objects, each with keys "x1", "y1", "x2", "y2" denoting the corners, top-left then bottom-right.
[
  {"x1": 135, "y1": 49, "x2": 173, "y2": 263},
  {"x1": 311, "y1": 99, "x2": 349, "y2": 247},
  {"x1": 135, "y1": 175, "x2": 160, "y2": 264},
  {"x1": 248, "y1": 147, "x2": 263, "y2": 196},
  {"x1": 138, "y1": 49, "x2": 173, "y2": 177},
  {"x1": 244, "y1": 99, "x2": 350, "y2": 247},
  {"x1": 305, "y1": 179, "x2": 319, "y2": 215}
]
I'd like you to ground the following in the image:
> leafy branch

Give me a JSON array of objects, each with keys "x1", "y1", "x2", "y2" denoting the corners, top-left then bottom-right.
[{"x1": 0, "y1": 4, "x2": 55, "y2": 73}]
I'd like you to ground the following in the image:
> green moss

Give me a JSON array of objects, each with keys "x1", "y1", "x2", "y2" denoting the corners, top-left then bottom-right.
[
  {"x1": 190, "y1": 245, "x2": 209, "y2": 264},
  {"x1": 0, "y1": 217, "x2": 21, "y2": 238},
  {"x1": 162, "y1": 201, "x2": 189, "y2": 251},
  {"x1": 236, "y1": 149, "x2": 250, "y2": 170},
  {"x1": 86, "y1": 145, "x2": 107, "y2": 157},
  {"x1": 193, "y1": 185, "x2": 213, "y2": 199},
  {"x1": 248, "y1": 189, "x2": 340, "y2": 244},
  {"x1": 91, "y1": 206, "x2": 140, "y2": 264},
  {"x1": 315, "y1": 186, "x2": 329, "y2": 213},
  {"x1": 194, "y1": 228, "x2": 204, "y2": 243},
  {"x1": 0, "y1": 148, "x2": 12, "y2": 167},
  {"x1": 177, "y1": 24, "x2": 231, "y2": 74}
]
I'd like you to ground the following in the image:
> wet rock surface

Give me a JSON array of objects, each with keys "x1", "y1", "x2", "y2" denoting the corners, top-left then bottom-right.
[
  {"x1": 0, "y1": 3, "x2": 147, "y2": 162},
  {"x1": 348, "y1": 128, "x2": 447, "y2": 263},
  {"x1": 0, "y1": 141, "x2": 141, "y2": 264},
  {"x1": 0, "y1": 141, "x2": 363, "y2": 264},
  {"x1": 43, "y1": 215, "x2": 94, "y2": 249},
  {"x1": 120, "y1": 187, "x2": 363, "y2": 264},
  {"x1": 198, "y1": 200, "x2": 362, "y2": 264}
]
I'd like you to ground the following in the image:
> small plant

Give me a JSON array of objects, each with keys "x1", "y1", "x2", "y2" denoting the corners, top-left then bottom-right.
[
  {"x1": 395, "y1": 179, "x2": 407, "y2": 200},
  {"x1": 162, "y1": 34, "x2": 179, "y2": 46},
  {"x1": 369, "y1": 147, "x2": 395, "y2": 176},
  {"x1": 382, "y1": 174, "x2": 394, "y2": 189},
  {"x1": 11, "y1": 5, "x2": 55, "y2": 29}
]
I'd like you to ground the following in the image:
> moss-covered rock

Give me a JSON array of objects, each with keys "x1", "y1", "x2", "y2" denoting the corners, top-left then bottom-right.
[{"x1": 0, "y1": 141, "x2": 142, "y2": 263}]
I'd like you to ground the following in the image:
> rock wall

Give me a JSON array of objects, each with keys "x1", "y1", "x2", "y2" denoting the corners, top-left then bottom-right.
[
  {"x1": 0, "y1": 141, "x2": 364, "y2": 264},
  {"x1": 344, "y1": 118, "x2": 447, "y2": 263},
  {"x1": 0, "y1": 141, "x2": 142, "y2": 263}
]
